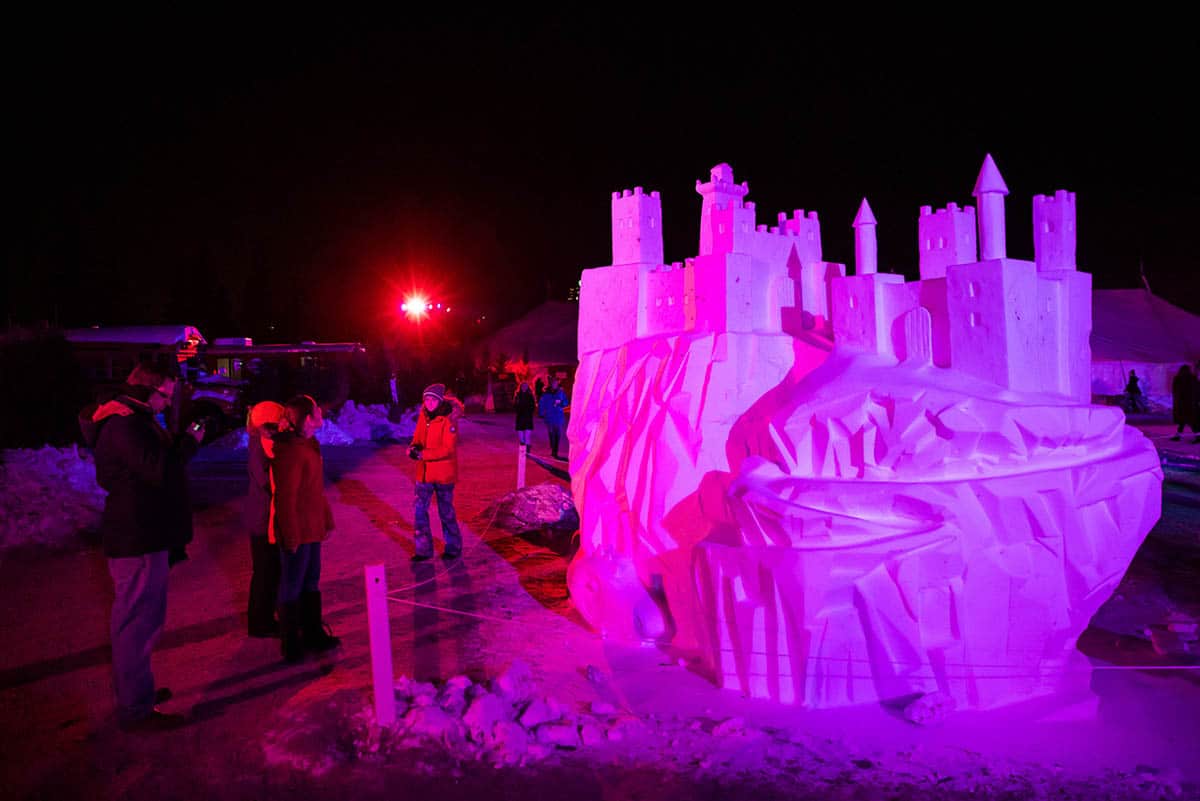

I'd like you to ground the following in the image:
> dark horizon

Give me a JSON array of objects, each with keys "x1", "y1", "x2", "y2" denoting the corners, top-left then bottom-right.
[{"x1": 9, "y1": 18, "x2": 1197, "y2": 343}]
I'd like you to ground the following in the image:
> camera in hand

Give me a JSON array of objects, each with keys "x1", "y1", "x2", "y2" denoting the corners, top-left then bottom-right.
[{"x1": 407, "y1": 443, "x2": 424, "y2": 461}]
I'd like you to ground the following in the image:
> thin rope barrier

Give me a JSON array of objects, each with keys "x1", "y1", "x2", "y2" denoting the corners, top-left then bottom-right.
[
  {"x1": 383, "y1": 489, "x2": 506, "y2": 594},
  {"x1": 384, "y1": 590, "x2": 1199, "y2": 678}
]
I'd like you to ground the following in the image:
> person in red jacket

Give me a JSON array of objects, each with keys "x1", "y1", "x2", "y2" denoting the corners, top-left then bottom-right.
[
  {"x1": 272, "y1": 395, "x2": 340, "y2": 662},
  {"x1": 409, "y1": 383, "x2": 464, "y2": 562}
]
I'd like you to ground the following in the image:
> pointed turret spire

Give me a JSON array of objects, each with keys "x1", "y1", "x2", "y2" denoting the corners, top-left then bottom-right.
[
  {"x1": 853, "y1": 197, "x2": 877, "y2": 227},
  {"x1": 972, "y1": 153, "x2": 1009, "y2": 196},
  {"x1": 972, "y1": 154, "x2": 1008, "y2": 259},
  {"x1": 853, "y1": 198, "x2": 878, "y2": 275}
]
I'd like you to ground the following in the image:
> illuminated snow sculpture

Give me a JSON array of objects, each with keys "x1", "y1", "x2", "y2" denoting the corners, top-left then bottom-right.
[{"x1": 568, "y1": 158, "x2": 1162, "y2": 709}]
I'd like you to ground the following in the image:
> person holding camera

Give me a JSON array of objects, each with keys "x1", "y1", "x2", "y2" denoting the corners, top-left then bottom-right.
[
  {"x1": 409, "y1": 383, "x2": 464, "y2": 562},
  {"x1": 271, "y1": 395, "x2": 340, "y2": 662},
  {"x1": 78, "y1": 361, "x2": 203, "y2": 732}
]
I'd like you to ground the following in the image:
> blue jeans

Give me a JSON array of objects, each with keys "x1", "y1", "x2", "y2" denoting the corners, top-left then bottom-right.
[
  {"x1": 108, "y1": 551, "x2": 169, "y2": 724},
  {"x1": 278, "y1": 543, "x2": 321, "y2": 605},
  {"x1": 414, "y1": 482, "x2": 462, "y2": 556}
]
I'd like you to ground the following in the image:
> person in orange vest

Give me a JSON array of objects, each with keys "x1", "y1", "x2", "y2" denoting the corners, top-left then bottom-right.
[
  {"x1": 408, "y1": 383, "x2": 465, "y2": 562},
  {"x1": 245, "y1": 401, "x2": 284, "y2": 638}
]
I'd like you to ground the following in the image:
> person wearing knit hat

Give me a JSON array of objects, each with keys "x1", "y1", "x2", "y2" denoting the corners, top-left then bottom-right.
[
  {"x1": 409, "y1": 382, "x2": 464, "y2": 561},
  {"x1": 537, "y1": 376, "x2": 570, "y2": 461},
  {"x1": 245, "y1": 401, "x2": 285, "y2": 637}
]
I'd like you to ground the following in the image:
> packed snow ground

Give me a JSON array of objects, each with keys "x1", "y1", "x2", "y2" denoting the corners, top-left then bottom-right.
[{"x1": 1, "y1": 415, "x2": 1197, "y2": 800}]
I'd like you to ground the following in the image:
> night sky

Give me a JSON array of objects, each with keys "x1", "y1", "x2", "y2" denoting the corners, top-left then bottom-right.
[{"x1": 9, "y1": 17, "x2": 1197, "y2": 343}]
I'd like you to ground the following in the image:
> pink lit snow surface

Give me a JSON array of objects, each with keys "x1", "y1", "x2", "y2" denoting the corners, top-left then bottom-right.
[{"x1": 568, "y1": 158, "x2": 1163, "y2": 710}]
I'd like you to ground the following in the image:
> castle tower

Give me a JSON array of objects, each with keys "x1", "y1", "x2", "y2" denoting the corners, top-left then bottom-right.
[
  {"x1": 918, "y1": 202, "x2": 977, "y2": 279},
  {"x1": 973, "y1": 154, "x2": 1009, "y2": 260},
  {"x1": 853, "y1": 198, "x2": 878, "y2": 275},
  {"x1": 696, "y1": 163, "x2": 749, "y2": 256},
  {"x1": 1033, "y1": 189, "x2": 1077, "y2": 271},
  {"x1": 611, "y1": 187, "x2": 663, "y2": 266}
]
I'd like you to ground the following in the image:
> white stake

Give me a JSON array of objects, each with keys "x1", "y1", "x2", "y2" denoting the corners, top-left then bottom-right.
[
  {"x1": 364, "y1": 563, "x2": 395, "y2": 726},
  {"x1": 517, "y1": 443, "x2": 527, "y2": 489}
]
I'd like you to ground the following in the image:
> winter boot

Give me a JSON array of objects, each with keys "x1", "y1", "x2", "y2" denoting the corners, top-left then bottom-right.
[
  {"x1": 279, "y1": 602, "x2": 305, "y2": 663},
  {"x1": 300, "y1": 591, "x2": 341, "y2": 652}
]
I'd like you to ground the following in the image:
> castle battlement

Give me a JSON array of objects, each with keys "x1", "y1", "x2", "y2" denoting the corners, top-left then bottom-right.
[
  {"x1": 611, "y1": 184, "x2": 663, "y2": 267},
  {"x1": 1033, "y1": 189, "x2": 1077, "y2": 272}
]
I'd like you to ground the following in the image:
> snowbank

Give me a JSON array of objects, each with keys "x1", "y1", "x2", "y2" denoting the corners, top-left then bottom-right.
[
  {"x1": 210, "y1": 402, "x2": 415, "y2": 451},
  {"x1": 332, "y1": 401, "x2": 417, "y2": 443},
  {"x1": 0, "y1": 445, "x2": 105, "y2": 551},
  {"x1": 210, "y1": 419, "x2": 355, "y2": 450},
  {"x1": 315, "y1": 420, "x2": 355, "y2": 446}
]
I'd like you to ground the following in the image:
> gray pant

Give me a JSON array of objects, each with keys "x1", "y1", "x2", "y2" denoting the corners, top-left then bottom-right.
[{"x1": 108, "y1": 551, "x2": 169, "y2": 724}]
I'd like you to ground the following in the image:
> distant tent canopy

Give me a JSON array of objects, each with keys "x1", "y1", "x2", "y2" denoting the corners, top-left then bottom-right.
[
  {"x1": 1091, "y1": 289, "x2": 1200, "y2": 406},
  {"x1": 473, "y1": 301, "x2": 579, "y2": 410},
  {"x1": 474, "y1": 301, "x2": 578, "y2": 374}
]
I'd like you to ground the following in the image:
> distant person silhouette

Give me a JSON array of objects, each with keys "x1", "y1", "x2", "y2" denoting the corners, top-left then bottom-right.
[
  {"x1": 1124, "y1": 370, "x2": 1147, "y2": 414},
  {"x1": 514, "y1": 382, "x2": 535, "y2": 451},
  {"x1": 1170, "y1": 365, "x2": 1199, "y2": 442}
]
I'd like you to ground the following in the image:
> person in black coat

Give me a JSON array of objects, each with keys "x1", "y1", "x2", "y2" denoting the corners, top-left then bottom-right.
[
  {"x1": 514, "y1": 382, "x2": 535, "y2": 451},
  {"x1": 79, "y1": 362, "x2": 203, "y2": 732},
  {"x1": 1171, "y1": 365, "x2": 1199, "y2": 442}
]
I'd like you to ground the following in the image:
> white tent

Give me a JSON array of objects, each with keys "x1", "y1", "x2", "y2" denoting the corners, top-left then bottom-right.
[
  {"x1": 474, "y1": 301, "x2": 578, "y2": 373},
  {"x1": 1090, "y1": 289, "x2": 1200, "y2": 407}
]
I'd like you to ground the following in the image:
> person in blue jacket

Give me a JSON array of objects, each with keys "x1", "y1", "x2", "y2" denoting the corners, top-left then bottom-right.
[{"x1": 537, "y1": 376, "x2": 569, "y2": 460}]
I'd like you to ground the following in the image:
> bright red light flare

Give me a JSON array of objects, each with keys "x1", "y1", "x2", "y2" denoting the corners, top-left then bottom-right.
[{"x1": 401, "y1": 294, "x2": 429, "y2": 320}]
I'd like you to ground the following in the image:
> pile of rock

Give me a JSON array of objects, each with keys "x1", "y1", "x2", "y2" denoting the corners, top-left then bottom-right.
[{"x1": 357, "y1": 661, "x2": 635, "y2": 766}]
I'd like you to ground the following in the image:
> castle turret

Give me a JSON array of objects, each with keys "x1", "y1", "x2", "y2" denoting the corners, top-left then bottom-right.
[
  {"x1": 918, "y1": 202, "x2": 977, "y2": 279},
  {"x1": 973, "y1": 154, "x2": 1009, "y2": 260},
  {"x1": 853, "y1": 198, "x2": 878, "y2": 275},
  {"x1": 696, "y1": 163, "x2": 749, "y2": 256},
  {"x1": 1033, "y1": 189, "x2": 1077, "y2": 271},
  {"x1": 611, "y1": 186, "x2": 663, "y2": 266}
]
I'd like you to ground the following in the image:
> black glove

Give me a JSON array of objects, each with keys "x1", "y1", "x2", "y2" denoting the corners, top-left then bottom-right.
[
  {"x1": 407, "y1": 444, "x2": 423, "y2": 461},
  {"x1": 168, "y1": 546, "x2": 189, "y2": 567}
]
